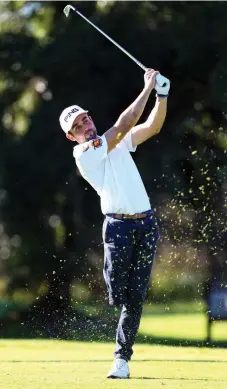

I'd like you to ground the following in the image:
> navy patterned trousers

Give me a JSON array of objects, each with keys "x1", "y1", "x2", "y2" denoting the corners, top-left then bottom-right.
[{"x1": 102, "y1": 210, "x2": 159, "y2": 361}]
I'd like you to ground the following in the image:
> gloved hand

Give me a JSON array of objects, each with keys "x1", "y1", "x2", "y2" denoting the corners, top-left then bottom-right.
[{"x1": 155, "y1": 74, "x2": 170, "y2": 96}]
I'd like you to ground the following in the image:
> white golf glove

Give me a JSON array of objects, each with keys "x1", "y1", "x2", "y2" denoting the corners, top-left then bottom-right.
[{"x1": 155, "y1": 74, "x2": 170, "y2": 97}]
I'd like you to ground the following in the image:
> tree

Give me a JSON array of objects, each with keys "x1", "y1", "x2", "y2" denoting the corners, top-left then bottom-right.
[{"x1": 0, "y1": 1, "x2": 227, "y2": 336}]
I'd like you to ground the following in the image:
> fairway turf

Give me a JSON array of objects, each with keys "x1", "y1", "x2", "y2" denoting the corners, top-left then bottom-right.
[
  {"x1": 139, "y1": 312, "x2": 227, "y2": 341},
  {"x1": 1, "y1": 339, "x2": 227, "y2": 389}
]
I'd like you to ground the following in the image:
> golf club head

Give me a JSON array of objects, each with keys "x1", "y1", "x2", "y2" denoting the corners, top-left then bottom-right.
[{"x1": 63, "y1": 4, "x2": 75, "y2": 17}]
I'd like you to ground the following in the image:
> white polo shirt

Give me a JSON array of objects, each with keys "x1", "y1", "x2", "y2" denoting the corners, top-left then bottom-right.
[{"x1": 73, "y1": 131, "x2": 151, "y2": 215}]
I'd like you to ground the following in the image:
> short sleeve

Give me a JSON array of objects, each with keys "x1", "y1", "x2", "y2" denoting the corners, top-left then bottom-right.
[
  {"x1": 73, "y1": 135, "x2": 107, "y2": 172},
  {"x1": 121, "y1": 130, "x2": 137, "y2": 152}
]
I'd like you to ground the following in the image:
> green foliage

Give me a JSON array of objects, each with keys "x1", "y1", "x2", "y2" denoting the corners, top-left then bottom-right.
[{"x1": 0, "y1": 1, "x2": 227, "y2": 323}]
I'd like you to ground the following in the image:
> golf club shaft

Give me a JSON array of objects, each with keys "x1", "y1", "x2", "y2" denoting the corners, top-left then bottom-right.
[{"x1": 69, "y1": 6, "x2": 148, "y2": 72}]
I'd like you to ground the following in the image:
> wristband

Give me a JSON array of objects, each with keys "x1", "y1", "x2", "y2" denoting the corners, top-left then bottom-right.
[{"x1": 156, "y1": 93, "x2": 168, "y2": 98}]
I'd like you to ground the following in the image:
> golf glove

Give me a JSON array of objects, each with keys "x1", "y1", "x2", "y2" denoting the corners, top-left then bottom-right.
[{"x1": 155, "y1": 74, "x2": 170, "y2": 97}]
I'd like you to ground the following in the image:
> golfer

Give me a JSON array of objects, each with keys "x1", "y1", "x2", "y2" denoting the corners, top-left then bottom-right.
[{"x1": 59, "y1": 68, "x2": 170, "y2": 378}]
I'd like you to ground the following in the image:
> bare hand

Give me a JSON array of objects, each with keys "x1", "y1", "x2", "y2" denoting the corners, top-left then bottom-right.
[{"x1": 144, "y1": 68, "x2": 160, "y2": 92}]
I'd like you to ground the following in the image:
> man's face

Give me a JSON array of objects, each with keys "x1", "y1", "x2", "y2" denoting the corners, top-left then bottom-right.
[{"x1": 67, "y1": 113, "x2": 97, "y2": 143}]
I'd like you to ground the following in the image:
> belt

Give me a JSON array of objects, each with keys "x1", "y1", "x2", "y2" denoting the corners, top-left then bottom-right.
[{"x1": 106, "y1": 211, "x2": 151, "y2": 220}]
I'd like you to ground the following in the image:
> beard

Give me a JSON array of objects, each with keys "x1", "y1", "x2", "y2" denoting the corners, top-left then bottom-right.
[{"x1": 84, "y1": 128, "x2": 97, "y2": 141}]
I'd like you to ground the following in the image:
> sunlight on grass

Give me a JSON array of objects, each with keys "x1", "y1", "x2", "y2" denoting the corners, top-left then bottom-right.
[
  {"x1": 0, "y1": 313, "x2": 227, "y2": 388},
  {"x1": 0, "y1": 340, "x2": 227, "y2": 389},
  {"x1": 139, "y1": 313, "x2": 227, "y2": 341}
]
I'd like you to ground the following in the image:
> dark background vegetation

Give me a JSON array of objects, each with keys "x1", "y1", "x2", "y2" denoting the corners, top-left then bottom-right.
[{"x1": 0, "y1": 1, "x2": 227, "y2": 339}]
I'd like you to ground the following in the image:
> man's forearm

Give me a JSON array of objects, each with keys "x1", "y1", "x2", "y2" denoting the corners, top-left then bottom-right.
[
  {"x1": 114, "y1": 86, "x2": 152, "y2": 135},
  {"x1": 145, "y1": 96, "x2": 167, "y2": 134},
  {"x1": 130, "y1": 96, "x2": 167, "y2": 147},
  {"x1": 104, "y1": 69, "x2": 158, "y2": 153}
]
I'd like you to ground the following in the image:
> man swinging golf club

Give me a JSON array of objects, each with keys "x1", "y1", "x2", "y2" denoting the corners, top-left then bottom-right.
[{"x1": 59, "y1": 68, "x2": 170, "y2": 378}]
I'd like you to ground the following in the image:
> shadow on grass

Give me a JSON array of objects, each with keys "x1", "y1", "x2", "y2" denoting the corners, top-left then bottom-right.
[
  {"x1": 3, "y1": 359, "x2": 227, "y2": 363},
  {"x1": 1, "y1": 313, "x2": 227, "y2": 349},
  {"x1": 136, "y1": 333, "x2": 227, "y2": 349},
  {"x1": 132, "y1": 378, "x2": 227, "y2": 381}
]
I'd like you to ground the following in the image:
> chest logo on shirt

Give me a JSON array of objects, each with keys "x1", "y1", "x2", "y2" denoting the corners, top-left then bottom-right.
[{"x1": 92, "y1": 138, "x2": 102, "y2": 149}]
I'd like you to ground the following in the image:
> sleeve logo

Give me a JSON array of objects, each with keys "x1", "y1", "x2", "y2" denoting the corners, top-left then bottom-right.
[
  {"x1": 82, "y1": 144, "x2": 89, "y2": 152},
  {"x1": 92, "y1": 138, "x2": 102, "y2": 149}
]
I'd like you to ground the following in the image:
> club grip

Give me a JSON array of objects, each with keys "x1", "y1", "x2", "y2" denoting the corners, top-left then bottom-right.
[{"x1": 156, "y1": 74, "x2": 167, "y2": 87}]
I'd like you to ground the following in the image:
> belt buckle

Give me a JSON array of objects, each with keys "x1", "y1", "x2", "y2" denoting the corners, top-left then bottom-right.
[
  {"x1": 123, "y1": 214, "x2": 131, "y2": 219},
  {"x1": 121, "y1": 213, "x2": 145, "y2": 219}
]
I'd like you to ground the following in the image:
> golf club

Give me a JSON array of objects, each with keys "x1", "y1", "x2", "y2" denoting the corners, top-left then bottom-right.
[{"x1": 63, "y1": 4, "x2": 167, "y2": 87}]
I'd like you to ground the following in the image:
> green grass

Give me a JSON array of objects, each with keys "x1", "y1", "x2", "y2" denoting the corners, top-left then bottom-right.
[
  {"x1": 1, "y1": 340, "x2": 227, "y2": 388},
  {"x1": 139, "y1": 312, "x2": 227, "y2": 342},
  {"x1": 1, "y1": 312, "x2": 227, "y2": 388}
]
